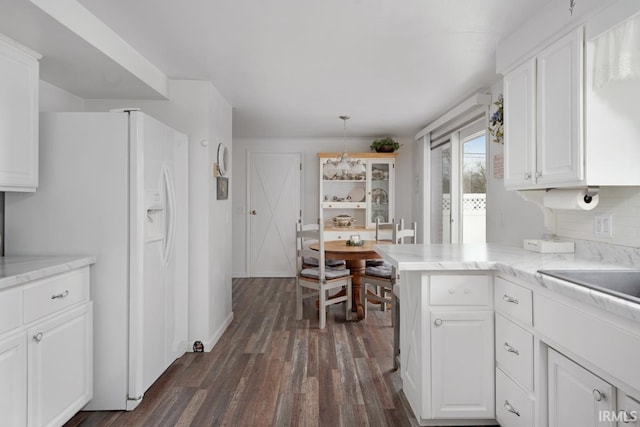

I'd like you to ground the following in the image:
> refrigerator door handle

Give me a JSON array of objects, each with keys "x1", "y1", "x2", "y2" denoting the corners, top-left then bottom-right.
[{"x1": 161, "y1": 166, "x2": 176, "y2": 266}]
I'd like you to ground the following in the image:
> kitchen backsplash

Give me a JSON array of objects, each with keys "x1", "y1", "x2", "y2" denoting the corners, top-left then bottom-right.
[{"x1": 555, "y1": 187, "x2": 640, "y2": 248}]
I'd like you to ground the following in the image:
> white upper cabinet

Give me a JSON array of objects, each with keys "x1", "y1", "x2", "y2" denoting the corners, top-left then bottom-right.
[
  {"x1": 536, "y1": 27, "x2": 584, "y2": 187},
  {"x1": 0, "y1": 34, "x2": 40, "y2": 192},
  {"x1": 504, "y1": 27, "x2": 584, "y2": 190},
  {"x1": 504, "y1": 58, "x2": 536, "y2": 189}
]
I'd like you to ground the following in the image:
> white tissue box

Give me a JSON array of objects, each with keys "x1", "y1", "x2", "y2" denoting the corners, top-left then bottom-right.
[{"x1": 523, "y1": 239, "x2": 575, "y2": 253}]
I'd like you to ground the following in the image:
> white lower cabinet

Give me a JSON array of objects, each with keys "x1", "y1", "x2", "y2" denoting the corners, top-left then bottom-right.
[
  {"x1": 0, "y1": 332, "x2": 27, "y2": 426},
  {"x1": 430, "y1": 310, "x2": 495, "y2": 419},
  {"x1": 548, "y1": 348, "x2": 615, "y2": 427},
  {"x1": 27, "y1": 303, "x2": 92, "y2": 427},
  {"x1": 0, "y1": 266, "x2": 93, "y2": 427}
]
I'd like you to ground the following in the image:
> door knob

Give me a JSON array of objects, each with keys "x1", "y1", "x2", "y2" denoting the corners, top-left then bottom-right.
[{"x1": 250, "y1": 210, "x2": 257, "y2": 215}]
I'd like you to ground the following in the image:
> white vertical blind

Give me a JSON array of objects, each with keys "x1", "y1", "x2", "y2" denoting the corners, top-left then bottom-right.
[{"x1": 593, "y1": 12, "x2": 640, "y2": 89}]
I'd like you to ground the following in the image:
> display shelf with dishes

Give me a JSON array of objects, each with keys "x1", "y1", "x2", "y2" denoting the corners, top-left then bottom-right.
[{"x1": 318, "y1": 152, "x2": 396, "y2": 235}]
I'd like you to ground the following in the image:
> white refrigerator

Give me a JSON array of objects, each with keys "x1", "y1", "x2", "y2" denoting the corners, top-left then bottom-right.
[{"x1": 5, "y1": 110, "x2": 189, "y2": 410}]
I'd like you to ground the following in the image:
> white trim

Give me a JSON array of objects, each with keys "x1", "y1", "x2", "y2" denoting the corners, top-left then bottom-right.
[
  {"x1": 199, "y1": 311, "x2": 234, "y2": 352},
  {"x1": 0, "y1": 33, "x2": 42, "y2": 59},
  {"x1": 30, "y1": 0, "x2": 168, "y2": 98},
  {"x1": 415, "y1": 93, "x2": 491, "y2": 140}
]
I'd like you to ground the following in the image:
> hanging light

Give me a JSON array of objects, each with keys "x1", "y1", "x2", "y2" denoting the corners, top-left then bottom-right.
[{"x1": 336, "y1": 115, "x2": 351, "y2": 177}]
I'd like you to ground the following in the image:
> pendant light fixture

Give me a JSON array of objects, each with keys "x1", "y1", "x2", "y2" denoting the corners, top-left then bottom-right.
[{"x1": 336, "y1": 115, "x2": 351, "y2": 177}]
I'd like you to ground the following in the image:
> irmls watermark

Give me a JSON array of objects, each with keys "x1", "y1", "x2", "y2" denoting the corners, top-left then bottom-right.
[{"x1": 599, "y1": 410, "x2": 638, "y2": 423}]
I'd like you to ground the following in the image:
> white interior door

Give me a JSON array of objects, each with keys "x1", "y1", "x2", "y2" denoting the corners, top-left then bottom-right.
[{"x1": 248, "y1": 152, "x2": 301, "y2": 277}]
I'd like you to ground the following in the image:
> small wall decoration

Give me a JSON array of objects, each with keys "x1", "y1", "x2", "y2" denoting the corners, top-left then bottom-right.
[
  {"x1": 489, "y1": 94, "x2": 504, "y2": 144},
  {"x1": 217, "y1": 177, "x2": 229, "y2": 200},
  {"x1": 493, "y1": 154, "x2": 504, "y2": 179}
]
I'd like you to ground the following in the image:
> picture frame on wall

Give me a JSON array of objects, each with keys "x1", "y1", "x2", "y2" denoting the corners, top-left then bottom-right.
[{"x1": 217, "y1": 177, "x2": 229, "y2": 200}]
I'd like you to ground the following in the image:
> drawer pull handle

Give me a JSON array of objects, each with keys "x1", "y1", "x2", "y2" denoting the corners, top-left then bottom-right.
[
  {"x1": 504, "y1": 342, "x2": 520, "y2": 355},
  {"x1": 504, "y1": 400, "x2": 520, "y2": 417},
  {"x1": 51, "y1": 290, "x2": 70, "y2": 300},
  {"x1": 502, "y1": 294, "x2": 519, "y2": 304},
  {"x1": 622, "y1": 410, "x2": 634, "y2": 423},
  {"x1": 433, "y1": 318, "x2": 443, "y2": 327},
  {"x1": 593, "y1": 389, "x2": 604, "y2": 402},
  {"x1": 33, "y1": 332, "x2": 44, "y2": 343}
]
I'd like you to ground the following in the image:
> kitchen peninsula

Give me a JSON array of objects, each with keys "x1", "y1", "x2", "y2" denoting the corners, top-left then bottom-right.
[{"x1": 374, "y1": 243, "x2": 640, "y2": 427}]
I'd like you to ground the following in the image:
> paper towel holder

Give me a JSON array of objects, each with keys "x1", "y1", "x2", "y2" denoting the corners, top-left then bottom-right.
[
  {"x1": 517, "y1": 186, "x2": 600, "y2": 232},
  {"x1": 584, "y1": 186, "x2": 599, "y2": 204}
]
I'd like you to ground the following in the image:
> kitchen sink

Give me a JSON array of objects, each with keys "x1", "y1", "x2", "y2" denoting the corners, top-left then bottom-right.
[{"x1": 538, "y1": 270, "x2": 640, "y2": 304}]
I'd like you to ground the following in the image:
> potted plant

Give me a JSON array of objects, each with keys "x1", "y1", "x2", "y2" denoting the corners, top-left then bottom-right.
[{"x1": 370, "y1": 137, "x2": 401, "y2": 153}]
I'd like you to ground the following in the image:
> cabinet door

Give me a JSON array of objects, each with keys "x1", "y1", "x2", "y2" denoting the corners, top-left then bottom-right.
[
  {"x1": 430, "y1": 310, "x2": 495, "y2": 419},
  {"x1": 548, "y1": 348, "x2": 615, "y2": 427},
  {"x1": 504, "y1": 58, "x2": 537, "y2": 189},
  {"x1": 28, "y1": 303, "x2": 92, "y2": 427},
  {"x1": 536, "y1": 27, "x2": 584, "y2": 186},
  {"x1": 0, "y1": 332, "x2": 27, "y2": 427},
  {"x1": 367, "y1": 158, "x2": 394, "y2": 227},
  {"x1": 0, "y1": 39, "x2": 39, "y2": 191}
]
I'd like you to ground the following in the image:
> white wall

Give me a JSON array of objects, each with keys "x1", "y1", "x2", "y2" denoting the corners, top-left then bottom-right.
[
  {"x1": 39, "y1": 80, "x2": 84, "y2": 112},
  {"x1": 85, "y1": 79, "x2": 234, "y2": 351},
  {"x1": 231, "y1": 136, "x2": 413, "y2": 277},
  {"x1": 207, "y1": 83, "x2": 233, "y2": 333}
]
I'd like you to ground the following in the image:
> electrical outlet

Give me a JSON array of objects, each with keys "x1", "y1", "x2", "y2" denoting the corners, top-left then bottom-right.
[{"x1": 594, "y1": 214, "x2": 613, "y2": 238}]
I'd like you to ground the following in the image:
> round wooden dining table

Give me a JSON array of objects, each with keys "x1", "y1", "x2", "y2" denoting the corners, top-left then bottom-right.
[{"x1": 309, "y1": 240, "x2": 390, "y2": 320}]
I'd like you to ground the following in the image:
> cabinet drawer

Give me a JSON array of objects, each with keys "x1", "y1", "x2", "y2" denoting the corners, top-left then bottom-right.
[
  {"x1": 0, "y1": 288, "x2": 21, "y2": 334},
  {"x1": 23, "y1": 268, "x2": 89, "y2": 324},
  {"x1": 496, "y1": 368, "x2": 534, "y2": 427},
  {"x1": 430, "y1": 275, "x2": 491, "y2": 306},
  {"x1": 496, "y1": 313, "x2": 534, "y2": 392},
  {"x1": 495, "y1": 277, "x2": 533, "y2": 326}
]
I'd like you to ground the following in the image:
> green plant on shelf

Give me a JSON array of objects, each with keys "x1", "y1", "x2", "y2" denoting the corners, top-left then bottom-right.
[{"x1": 370, "y1": 137, "x2": 401, "y2": 153}]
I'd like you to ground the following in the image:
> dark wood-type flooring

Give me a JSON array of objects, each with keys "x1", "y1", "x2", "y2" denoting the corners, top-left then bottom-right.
[{"x1": 64, "y1": 277, "x2": 419, "y2": 426}]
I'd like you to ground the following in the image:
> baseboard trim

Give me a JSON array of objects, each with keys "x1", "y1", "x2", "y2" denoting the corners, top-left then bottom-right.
[{"x1": 204, "y1": 311, "x2": 234, "y2": 352}]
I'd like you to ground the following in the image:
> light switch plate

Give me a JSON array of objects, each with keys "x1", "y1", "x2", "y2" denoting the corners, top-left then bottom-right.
[{"x1": 594, "y1": 214, "x2": 613, "y2": 238}]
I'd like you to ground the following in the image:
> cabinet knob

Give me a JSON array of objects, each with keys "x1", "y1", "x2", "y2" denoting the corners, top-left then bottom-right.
[
  {"x1": 504, "y1": 400, "x2": 521, "y2": 417},
  {"x1": 592, "y1": 389, "x2": 604, "y2": 402},
  {"x1": 434, "y1": 318, "x2": 443, "y2": 327},
  {"x1": 250, "y1": 210, "x2": 257, "y2": 215},
  {"x1": 33, "y1": 332, "x2": 44, "y2": 343},
  {"x1": 535, "y1": 171, "x2": 542, "y2": 178},
  {"x1": 524, "y1": 173, "x2": 531, "y2": 180}
]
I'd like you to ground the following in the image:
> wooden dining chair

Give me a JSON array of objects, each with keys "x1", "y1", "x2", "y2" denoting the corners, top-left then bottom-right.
[{"x1": 296, "y1": 220, "x2": 352, "y2": 329}]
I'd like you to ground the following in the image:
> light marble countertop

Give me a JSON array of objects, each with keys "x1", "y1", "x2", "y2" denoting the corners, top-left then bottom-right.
[
  {"x1": 0, "y1": 256, "x2": 96, "y2": 291},
  {"x1": 374, "y1": 243, "x2": 640, "y2": 323}
]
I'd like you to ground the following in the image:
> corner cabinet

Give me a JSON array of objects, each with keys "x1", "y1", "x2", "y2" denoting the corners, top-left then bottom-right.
[
  {"x1": 504, "y1": 27, "x2": 584, "y2": 190},
  {"x1": 318, "y1": 152, "x2": 396, "y2": 239},
  {"x1": 0, "y1": 34, "x2": 41, "y2": 192},
  {"x1": 0, "y1": 266, "x2": 93, "y2": 427}
]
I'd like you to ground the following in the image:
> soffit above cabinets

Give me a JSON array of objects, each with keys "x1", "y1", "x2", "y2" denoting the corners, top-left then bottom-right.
[{"x1": 0, "y1": 0, "x2": 167, "y2": 100}]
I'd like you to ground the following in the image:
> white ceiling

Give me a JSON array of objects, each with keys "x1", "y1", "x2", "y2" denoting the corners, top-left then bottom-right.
[{"x1": 2, "y1": 0, "x2": 551, "y2": 137}]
